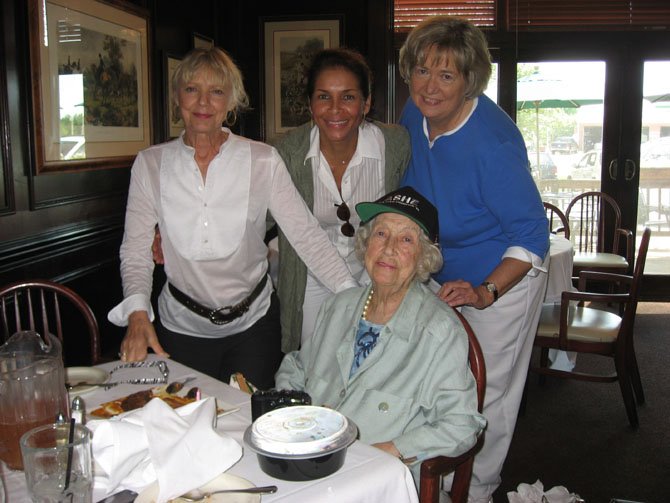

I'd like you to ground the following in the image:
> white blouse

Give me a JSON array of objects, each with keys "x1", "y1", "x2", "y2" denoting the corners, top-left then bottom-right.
[
  {"x1": 307, "y1": 122, "x2": 387, "y2": 279},
  {"x1": 108, "y1": 129, "x2": 357, "y2": 338}
]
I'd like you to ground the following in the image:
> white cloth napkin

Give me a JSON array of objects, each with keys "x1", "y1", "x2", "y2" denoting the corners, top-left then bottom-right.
[
  {"x1": 507, "y1": 480, "x2": 582, "y2": 503},
  {"x1": 88, "y1": 396, "x2": 242, "y2": 503}
]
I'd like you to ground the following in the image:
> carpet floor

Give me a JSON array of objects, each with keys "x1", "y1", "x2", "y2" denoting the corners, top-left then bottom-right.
[{"x1": 492, "y1": 302, "x2": 670, "y2": 503}]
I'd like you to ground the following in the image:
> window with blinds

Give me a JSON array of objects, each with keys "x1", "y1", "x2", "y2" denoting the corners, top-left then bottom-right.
[
  {"x1": 508, "y1": 0, "x2": 670, "y2": 31},
  {"x1": 393, "y1": 0, "x2": 497, "y2": 32},
  {"x1": 393, "y1": 0, "x2": 670, "y2": 32}
]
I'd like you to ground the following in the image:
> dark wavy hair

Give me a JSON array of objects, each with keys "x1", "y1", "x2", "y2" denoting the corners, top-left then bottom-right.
[{"x1": 305, "y1": 48, "x2": 373, "y2": 101}]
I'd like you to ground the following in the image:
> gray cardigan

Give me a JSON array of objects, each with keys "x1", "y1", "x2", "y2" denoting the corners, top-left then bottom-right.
[{"x1": 273, "y1": 121, "x2": 410, "y2": 352}]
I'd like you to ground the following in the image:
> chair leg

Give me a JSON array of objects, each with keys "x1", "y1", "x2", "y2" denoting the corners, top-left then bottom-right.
[
  {"x1": 627, "y1": 348, "x2": 645, "y2": 405},
  {"x1": 615, "y1": 356, "x2": 639, "y2": 429}
]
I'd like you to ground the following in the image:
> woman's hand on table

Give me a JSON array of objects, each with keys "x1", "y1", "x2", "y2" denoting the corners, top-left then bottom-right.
[{"x1": 119, "y1": 311, "x2": 169, "y2": 361}]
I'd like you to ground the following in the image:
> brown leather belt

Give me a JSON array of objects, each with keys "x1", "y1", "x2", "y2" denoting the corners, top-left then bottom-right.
[{"x1": 168, "y1": 275, "x2": 268, "y2": 325}]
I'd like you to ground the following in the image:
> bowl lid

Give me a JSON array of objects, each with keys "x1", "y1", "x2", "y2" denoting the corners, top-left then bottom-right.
[{"x1": 244, "y1": 405, "x2": 358, "y2": 459}]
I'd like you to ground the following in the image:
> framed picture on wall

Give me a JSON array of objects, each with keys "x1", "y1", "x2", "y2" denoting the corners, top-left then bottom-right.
[
  {"x1": 193, "y1": 33, "x2": 214, "y2": 50},
  {"x1": 27, "y1": 0, "x2": 151, "y2": 174},
  {"x1": 164, "y1": 54, "x2": 184, "y2": 139},
  {"x1": 262, "y1": 17, "x2": 341, "y2": 141}
]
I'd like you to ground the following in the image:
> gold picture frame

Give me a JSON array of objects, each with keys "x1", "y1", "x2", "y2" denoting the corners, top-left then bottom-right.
[
  {"x1": 28, "y1": 0, "x2": 151, "y2": 174},
  {"x1": 262, "y1": 18, "x2": 340, "y2": 142},
  {"x1": 165, "y1": 53, "x2": 184, "y2": 139}
]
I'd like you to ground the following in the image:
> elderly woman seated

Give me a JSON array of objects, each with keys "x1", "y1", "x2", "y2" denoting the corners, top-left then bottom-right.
[{"x1": 275, "y1": 186, "x2": 486, "y2": 484}]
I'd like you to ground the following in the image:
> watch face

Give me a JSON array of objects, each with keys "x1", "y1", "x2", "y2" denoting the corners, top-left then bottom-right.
[{"x1": 482, "y1": 282, "x2": 498, "y2": 301}]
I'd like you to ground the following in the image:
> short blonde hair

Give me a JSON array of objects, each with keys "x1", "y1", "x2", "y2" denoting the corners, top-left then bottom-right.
[
  {"x1": 398, "y1": 16, "x2": 492, "y2": 99},
  {"x1": 354, "y1": 218, "x2": 443, "y2": 283},
  {"x1": 171, "y1": 47, "x2": 249, "y2": 125}
]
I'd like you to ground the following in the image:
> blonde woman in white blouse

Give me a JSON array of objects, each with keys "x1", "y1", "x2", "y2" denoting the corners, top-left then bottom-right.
[{"x1": 109, "y1": 47, "x2": 356, "y2": 389}]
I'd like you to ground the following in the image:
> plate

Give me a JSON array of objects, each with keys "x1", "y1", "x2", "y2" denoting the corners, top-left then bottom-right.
[
  {"x1": 65, "y1": 366, "x2": 109, "y2": 394},
  {"x1": 89, "y1": 382, "x2": 241, "y2": 419},
  {"x1": 135, "y1": 473, "x2": 260, "y2": 503}
]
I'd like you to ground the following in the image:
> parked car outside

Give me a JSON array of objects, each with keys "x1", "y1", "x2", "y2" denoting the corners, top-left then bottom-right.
[
  {"x1": 528, "y1": 151, "x2": 558, "y2": 180},
  {"x1": 570, "y1": 149, "x2": 600, "y2": 179},
  {"x1": 571, "y1": 138, "x2": 670, "y2": 179},
  {"x1": 551, "y1": 136, "x2": 579, "y2": 155},
  {"x1": 640, "y1": 136, "x2": 670, "y2": 167}
]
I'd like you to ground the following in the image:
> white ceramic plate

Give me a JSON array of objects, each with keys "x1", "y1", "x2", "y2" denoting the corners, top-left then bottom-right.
[
  {"x1": 136, "y1": 473, "x2": 260, "y2": 503},
  {"x1": 65, "y1": 366, "x2": 109, "y2": 394}
]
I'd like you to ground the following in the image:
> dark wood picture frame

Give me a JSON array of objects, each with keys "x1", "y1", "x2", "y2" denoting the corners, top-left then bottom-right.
[
  {"x1": 261, "y1": 16, "x2": 342, "y2": 142},
  {"x1": 27, "y1": 0, "x2": 151, "y2": 174}
]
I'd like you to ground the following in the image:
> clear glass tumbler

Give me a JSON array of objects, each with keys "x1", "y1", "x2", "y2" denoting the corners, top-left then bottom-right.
[{"x1": 20, "y1": 423, "x2": 92, "y2": 503}]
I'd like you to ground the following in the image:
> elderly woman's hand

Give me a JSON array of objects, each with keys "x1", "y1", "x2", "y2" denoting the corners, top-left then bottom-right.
[
  {"x1": 372, "y1": 441, "x2": 417, "y2": 465},
  {"x1": 437, "y1": 279, "x2": 492, "y2": 309},
  {"x1": 119, "y1": 311, "x2": 169, "y2": 362}
]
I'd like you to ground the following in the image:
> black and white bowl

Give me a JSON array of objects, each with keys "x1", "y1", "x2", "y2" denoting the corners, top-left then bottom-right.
[{"x1": 244, "y1": 405, "x2": 358, "y2": 481}]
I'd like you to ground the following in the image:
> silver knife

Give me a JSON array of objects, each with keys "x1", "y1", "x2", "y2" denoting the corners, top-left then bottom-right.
[{"x1": 96, "y1": 490, "x2": 138, "y2": 503}]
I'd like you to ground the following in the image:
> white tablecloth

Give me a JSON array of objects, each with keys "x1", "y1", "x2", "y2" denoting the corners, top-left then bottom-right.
[
  {"x1": 545, "y1": 235, "x2": 574, "y2": 304},
  {"x1": 545, "y1": 235, "x2": 577, "y2": 371},
  {"x1": 2, "y1": 356, "x2": 418, "y2": 503}
]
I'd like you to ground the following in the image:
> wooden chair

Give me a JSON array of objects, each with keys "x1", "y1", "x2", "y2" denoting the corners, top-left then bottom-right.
[
  {"x1": 0, "y1": 280, "x2": 101, "y2": 365},
  {"x1": 531, "y1": 228, "x2": 651, "y2": 428},
  {"x1": 543, "y1": 202, "x2": 570, "y2": 239},
  {"x1": 419, "y1": 309, "x2": 486, "y2": 503},
  {"x1": 565, "y1": 191, "x2": 633, "y2": 276}
]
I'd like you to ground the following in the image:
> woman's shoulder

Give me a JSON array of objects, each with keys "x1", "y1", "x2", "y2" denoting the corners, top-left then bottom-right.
[
  {"x1": 134, "y1": 138, "x2": 180, "y2": 167},
  {"x1": 273, "y1": 122, "x2": 312, "y2": 156},
  {"x1": 320, "y1": 286, "x2": 367, "y2": 315},
  {"x1": 411, "y1": 284, "x2": 467, "y2": 341},
  {"x1": 228, "y1": 131, "x2": 274, "y2": 151}
]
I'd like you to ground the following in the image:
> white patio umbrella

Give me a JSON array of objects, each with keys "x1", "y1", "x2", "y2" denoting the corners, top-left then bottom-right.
[{"x1": 517, "y1": 72, "x2": 603, "y2": 168}]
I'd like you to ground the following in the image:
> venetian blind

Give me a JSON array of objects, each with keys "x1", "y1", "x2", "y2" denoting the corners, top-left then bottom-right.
[
  {"x1": 508, "y1": 0, "x2": 670, "y2": 31},
  {"x1": 394, "y1": 0, "x2": 670, "y2": 32},
  {"x1": 393, "y1": 0, "x2": 497, "y2": 32}
]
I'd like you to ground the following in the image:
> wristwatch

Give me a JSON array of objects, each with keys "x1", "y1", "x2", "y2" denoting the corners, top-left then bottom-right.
[{"x1": 481, "y1": 281, "x2": 498, "y2": 303}]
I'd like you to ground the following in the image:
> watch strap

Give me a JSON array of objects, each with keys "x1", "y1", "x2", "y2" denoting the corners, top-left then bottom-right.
[{"x1": 481, "y1": 281, "x2": 498, "y2": 302}]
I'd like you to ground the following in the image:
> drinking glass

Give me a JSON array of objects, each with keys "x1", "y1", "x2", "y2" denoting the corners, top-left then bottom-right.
[{"x1": 20, "y1": 423, "x2": 92, "y2": 503}]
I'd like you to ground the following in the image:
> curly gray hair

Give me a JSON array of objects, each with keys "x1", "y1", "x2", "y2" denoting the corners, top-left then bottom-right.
[{"x1": 354, "y1": 217, "x2": 443, "y2": 283}]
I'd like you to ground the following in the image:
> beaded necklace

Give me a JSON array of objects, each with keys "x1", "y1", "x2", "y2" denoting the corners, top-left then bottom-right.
[{"x1": 361, "y1": 288, "x2": 374, "y2": 320}]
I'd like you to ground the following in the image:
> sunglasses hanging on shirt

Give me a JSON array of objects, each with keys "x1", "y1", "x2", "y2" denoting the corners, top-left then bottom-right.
[{"x1": 335, "y1": 201, "x2": 355, "y2": 237}]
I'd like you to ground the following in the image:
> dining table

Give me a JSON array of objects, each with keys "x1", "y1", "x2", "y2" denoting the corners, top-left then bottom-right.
[
  {"x1": 1, "y1": 355, "x2": 419, "y2": 503},
  {"x1": 544, "y1": 234, "x2": 577, "y2": 371}
]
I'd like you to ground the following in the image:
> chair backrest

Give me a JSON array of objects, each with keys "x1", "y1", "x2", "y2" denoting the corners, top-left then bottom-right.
[
  {"x1": 622, "y1": 228, "x2": 651, "y2": 332},
  {"x1": 419, "y1": 309, "x2": 486, "y2": 503},
  {"x1": 0, "y1": 280, "x2": 101, "y2": 365},
  {"x1": 565, "y1": 191, "x2": 622, "y2": 254},
  {"x1": 454, "y1": 309, "x2": 486, "y2": 412},
  {"x1": 543, "y1": 202, "x2": 570, "y2": 239}
]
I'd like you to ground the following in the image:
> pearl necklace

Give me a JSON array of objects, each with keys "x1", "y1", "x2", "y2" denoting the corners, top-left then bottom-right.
[{"x1": 361, "y1": 288, "x2": 374, "y2": 320}]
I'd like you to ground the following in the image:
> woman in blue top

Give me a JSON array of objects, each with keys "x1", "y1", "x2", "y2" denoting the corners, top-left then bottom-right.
[{"x1": 398, "y1": 16, "x2": 549, "y2": 503}]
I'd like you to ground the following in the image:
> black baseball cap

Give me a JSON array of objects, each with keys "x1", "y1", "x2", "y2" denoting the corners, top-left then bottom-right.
[{"x1": 355, "y1": 186, "x2": 439, "y2": 243}]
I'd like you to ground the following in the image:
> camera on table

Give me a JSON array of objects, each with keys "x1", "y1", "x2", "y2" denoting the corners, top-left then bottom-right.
[{"x1": 251, "y1": 389, "x2": 312, "y2": 421}]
